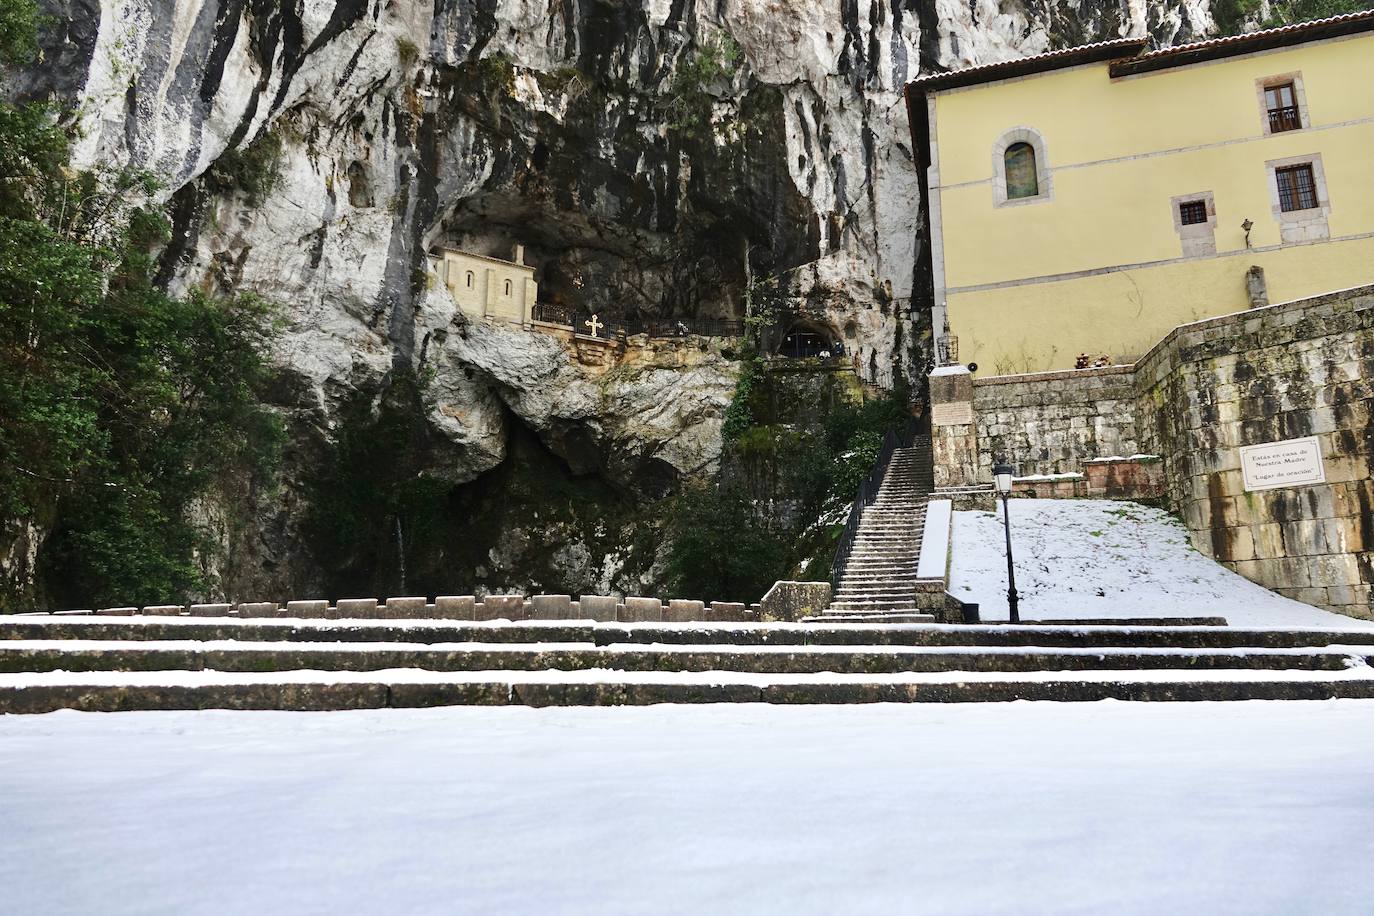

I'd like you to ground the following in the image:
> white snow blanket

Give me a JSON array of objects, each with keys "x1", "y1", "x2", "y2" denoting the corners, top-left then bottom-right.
[
  {"x1": 950, "y1": 500, "x2": 1372, "y2": 628},
  {"x1": 2, "y1": 702, "x2": 1373, "y2": 914}
]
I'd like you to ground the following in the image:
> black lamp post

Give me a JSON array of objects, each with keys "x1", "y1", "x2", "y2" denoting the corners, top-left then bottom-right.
[{"x1": 992, "y1": 462, "x2": 1021, "y2": 624}]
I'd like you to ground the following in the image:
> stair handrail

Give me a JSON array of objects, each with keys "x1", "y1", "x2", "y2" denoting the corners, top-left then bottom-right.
[{"x1": 828, "y1": 416, "x2": 918, "y2": 587}]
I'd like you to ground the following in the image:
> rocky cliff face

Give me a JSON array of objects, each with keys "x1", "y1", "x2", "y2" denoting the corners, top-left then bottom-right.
[{"x1": 17, "y1": 0, "x2": 1214, "y2": 601}]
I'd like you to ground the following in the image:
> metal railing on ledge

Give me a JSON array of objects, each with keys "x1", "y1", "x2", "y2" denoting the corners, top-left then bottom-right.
[
  {"x1": 828, "y1": 416, "x2": 918, "y2": 588},
  {"x1": 530, "y1": 303, "x2": 744, "y2": 341}
]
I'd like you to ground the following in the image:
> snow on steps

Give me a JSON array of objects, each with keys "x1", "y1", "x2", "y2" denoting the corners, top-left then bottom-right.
[
  {"x1": 2, "y1": 666, "x2": 1374, "y2": 714},
  {"x1": 1, "y1": 617, "x2": 1373, "y2": 711}
]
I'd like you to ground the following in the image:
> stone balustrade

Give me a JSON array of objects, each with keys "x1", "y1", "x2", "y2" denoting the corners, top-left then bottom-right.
[{"x1": 41, "y1": 596, "x2": 761, "y2": 623}]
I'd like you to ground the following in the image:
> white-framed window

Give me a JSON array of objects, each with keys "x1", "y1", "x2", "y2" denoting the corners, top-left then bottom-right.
[
  {"x1": 1171, "y1": 191, "x2": 1218, "y2": 257},
  {"x1": 1265, "y1": 153, "x2": 1330, "y2": 244},
  {"x1": 465, "y1": 271, "x2": 474, "y2": 288},
  {"x1": 504, "y1": 279, "x2": 513, "y2": 296},
  {"x1": 1255, "y1": 72, "x2": 1309, "y2": 135},
  {"x1": 992, "y1": 127, "x2": 1052, "y2": 207}
]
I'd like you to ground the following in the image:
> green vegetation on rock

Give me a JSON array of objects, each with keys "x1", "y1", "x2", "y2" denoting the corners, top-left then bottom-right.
[
  {"x1": 206, "y1": 129, "x2": 285, "y2": 205},
  {"x1": 0, "y1": 0, "x2": 282, "y2": 609},
  {"x1": 665, "y1": 364, "x2": 910, "y2": 602},
  {"x1": 666, "y1": 34, "x2": 744, "y2": 139},
  {"x1": 1213, "y1": 0, "x2": 1372, "y2": 35}
]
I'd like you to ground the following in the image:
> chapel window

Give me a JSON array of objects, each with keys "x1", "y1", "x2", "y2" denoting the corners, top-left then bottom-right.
[
  {"x1": 465, "y1": 271, "x2": 474, "y2": 288},
  {"x1": 1265, "y1": 82, "x2": 1301, "y2": 133},
  {"x1": 1004, "y1": 143, "x2": 1039, "y2": 199},
  {"x1": 1178, "y1": 200, "x2": 1208, "y2": 226},
  {"x1": 504, "y1": 279, "x2": 513, "y2": 296},
  {"x1": 1275, "y1": 164, "x2": 1317, "y2": 212}
]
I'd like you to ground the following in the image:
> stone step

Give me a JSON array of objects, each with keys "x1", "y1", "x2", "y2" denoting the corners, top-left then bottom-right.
[
  {"x1": 16, "y1": 640, "x2": 1365, "y2": 677},
  {"x1": 845, "y1": 554, "x2": 919, "y2": 561},
  {"x1": 830, "y1": 603, "x2": 920, "y2": 611},
  {"x1": 835, "y1": 587, "x2": 923, "y2": 596},
  {"x1": 829, "y1": 602, "x2": 923, "y2": 611},
  {"x1": 853, "y1": 532, "x2": 922, "y2": 538},
  {"x1": 813, "y1": 614, "x2": 939, "y2": 624},
  {"x1": 18, "y1": 618, "x2": 1374, "y2": 651},
  {"x1": 2, "y1": 666, "x2": 1372, "y2": 712}
]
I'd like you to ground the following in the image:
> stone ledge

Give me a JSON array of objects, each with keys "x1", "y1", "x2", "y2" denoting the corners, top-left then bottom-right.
[{"x1": 972, "y1": 364, "x2": 1136, "y2": 387}]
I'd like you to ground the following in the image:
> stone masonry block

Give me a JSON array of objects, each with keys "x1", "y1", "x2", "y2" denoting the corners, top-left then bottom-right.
[
  {"x1": 236, "y1": 602, "x2": 277, "y2": 618},
  {"x1": 188, "y1": 603, "x2": 232, "y2": 617},
  {"x1": 664, "y1": 599, "x2": 706, "y2": 622},
  {"x1": 141, "y1": 605, "x2": 184, "y2": 616},
  {"x1": 706, "y1": 602, "x2": 749, "y2": 621},
  {"x1": 530, "y1": 595, "x2": 574, "y2": 619},
  {"x1": 1311, "y1": 554, "x2": 1363, "y2": 588},
  {"x1": 1217, "y1": 526, "x2": 1256, "y2": 562},
  {"x1": 929, "y1": 369, "x2": 972, "y2": 405},
  {"x1": 96, "y1": 607, "x2": 137, "y2": 616},
  {"x1": 479, "y1": 595, "x2": 526, "y2": 620},
  {"x1": 621, "y1": 597, "x2": 663, "y2": 622},
  {"x1": 759, "y1": 581, "x2": 831, "y2": 622},
  {"x1": 285, "y1": 600, "x2": 329, "y2": 618},
  {"x1": 336, "y1": 598, "x2": 380, "y2": 618},
  {"x1": 1334, "y1": 516, "x2": 1367, "y2": 553},
  {"x1": 1326, "y1": 584, "x2": 1373, "y2": 609},
  {"x1": 383, "y1": 596, "x2": 428, "y2": 618},
  {"x1": 434, "y1": 596, "x2": 476, "y2": 620},
  {"x1": 577, "y1": 596, "x2": 618, "y2": 622}
]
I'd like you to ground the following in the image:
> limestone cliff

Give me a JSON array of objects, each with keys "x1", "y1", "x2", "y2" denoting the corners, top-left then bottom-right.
[{"x1": 14, "y1": 0, "x2": 1214, "y2": 601}]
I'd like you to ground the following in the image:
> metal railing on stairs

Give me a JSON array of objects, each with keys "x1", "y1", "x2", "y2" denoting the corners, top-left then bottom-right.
[{"x1": 828, "y1": 417, "x2": 919, "y2": 588}]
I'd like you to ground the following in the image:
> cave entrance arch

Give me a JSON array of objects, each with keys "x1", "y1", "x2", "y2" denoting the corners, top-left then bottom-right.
[{"x1": 776, "y1": 319, "x2": 841, "y2": 359}]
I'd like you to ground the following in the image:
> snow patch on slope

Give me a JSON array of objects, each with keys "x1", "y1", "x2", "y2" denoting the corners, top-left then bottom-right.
[{"x1": 950, "y1": 499, "x2": 1373, "y2": 628}]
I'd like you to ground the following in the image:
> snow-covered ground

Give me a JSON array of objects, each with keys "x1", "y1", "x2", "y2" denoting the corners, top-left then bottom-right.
[
  {"x1": 950, "y1": 499, "x2": 1373, "y2": 628},
  {"x1": 3, "y1": 702, "x2": 1374, "y2": 915}
]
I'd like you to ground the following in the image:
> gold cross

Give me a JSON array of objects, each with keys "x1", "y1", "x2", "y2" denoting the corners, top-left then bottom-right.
[{"x1": 584, "y1": 314, "x2": 603, "y2": 336}]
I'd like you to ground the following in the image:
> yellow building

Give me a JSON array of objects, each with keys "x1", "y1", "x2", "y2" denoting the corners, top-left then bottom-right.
[
  {"x1": 431, "y1": 244, "x2": 538, "y2": 325},
  {"x1": 906, "y1": 12, "x2": 1374, "y2": 374}
]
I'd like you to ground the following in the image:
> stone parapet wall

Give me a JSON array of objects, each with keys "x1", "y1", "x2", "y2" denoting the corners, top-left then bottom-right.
[
  {"x1": 972, "y1": 365, "x2": 1141, "y2": 478},
  {"x1": 45, "y1": 595, "x2": 760, "y2": 623},
  {"x1": 1009, "y1": 458, "x2": 1164, "y2": 501}
]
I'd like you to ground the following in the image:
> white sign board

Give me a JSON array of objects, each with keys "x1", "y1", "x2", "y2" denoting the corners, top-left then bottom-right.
[
  {"x1": 931, "y1": 401, "x2": 974, "y2": 426},
  {"x1": 1239, "y1": 436, "x2": 1326, "y2": 492}
]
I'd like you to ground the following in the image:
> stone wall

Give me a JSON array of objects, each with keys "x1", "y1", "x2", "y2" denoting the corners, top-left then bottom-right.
[
  {"x1": 972, "y1": 365, "x2": 1141, "y2": 478},
  {"x1": 1134, "y1": 285, "x2": 1374, "y2": 619},
  {"x1": 934, "y1": 284, "x2": 1374, "y2": 620}
]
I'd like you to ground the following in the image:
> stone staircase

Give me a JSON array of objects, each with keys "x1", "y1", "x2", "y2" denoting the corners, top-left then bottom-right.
[
  {"x1": 1, "y1": 616, "x2": 1373, "y2": 711},
  {"x1": 819, "y1": 440, "x2": 939, "y2": 623}
]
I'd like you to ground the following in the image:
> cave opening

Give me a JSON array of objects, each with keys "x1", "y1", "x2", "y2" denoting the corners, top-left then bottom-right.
[
  {"x1": 302, "y1": 382, "x2": 661, "y2": 600},
  {"x1": 776, "y1": 319, "x2": 842, "y2": 359}
]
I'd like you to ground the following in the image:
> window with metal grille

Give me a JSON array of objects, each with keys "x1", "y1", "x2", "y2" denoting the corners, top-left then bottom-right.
[
  {"x1": 1265, "y1": 82, "x2": 1301, "y2": 133},
  {"x1": 1178, "y1": 200, "x2": 1208, "y2": 226},
  {"x1": 1275, "y1": 164, "x2": 1318, "y2": 212}
]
